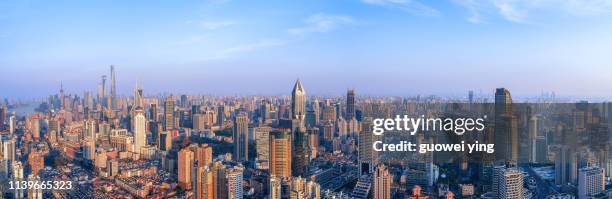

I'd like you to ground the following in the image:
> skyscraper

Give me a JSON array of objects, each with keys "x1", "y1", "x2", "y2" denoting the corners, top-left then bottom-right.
[
  {"x1": 164, "y1": 97, "x2": 175, "y2": 130},
  {"x1": 214, "y1": 161, "x2": 227, "y2": 199},
  {"x1": 159, "y1": 131, "x2": 172, "y2": 151},
  {"x1": 101, "y1": 75, "x2": 107, "y2": 107},
  {"x1": 134, "y1": 80, "x2": 143, "y2": 109},
  {"x1": 497, "y1": 168, "x2": 523, "y2": 199},
  {"x1": 291, "y1": 79, "x2": 306, "y2": 126},
  {"x1": 233, "y1": 112, "x2": 249, "y2": 161},
  {"x1": 346, "y1": 89, "x2": 356, "y2": 120},
  {"x1": 110, "y1": 65, "x2": 117, "y2": 109},
  {"x1": 254, "y1": 127, "x2": 271, "y2": 170},
  {"x1": 374, "y1": 164, "x2": 391, "y2": 199},
  {"x1": 494, "y1": 88, "x2": 518, "y2": 163},
  {"x1": 59, "y1": 83, "x2": 65, "y2": 110},
  {"x1": 555, "y1": 146, "x2": 578, "y2": 185},
  {"x1": 528, "y1": 115, "x2": 538, "y2": 162},
  {"x1": 193, "y1": 165, "x2": 214, "y2": 199},
  {"x1": 226, "y1": 166, "x2": 244, "y2": 199},
  {"x1": 270, "y1": 129, "x2": 292, "y2": 178},
  {"x1": 292, "y1": 130, "x2": 309, "y2": 177},
  {"x1": 133, "y1": 107, "x2": 147, "y2": 154},
  {"x1": 578, "y1": 167, "x2": 605, "y2": 199},
  {"x1": 359, "y1": 117, "x2": 377, "y2": 174},
  {"x1": 2, "y1": 138, "x2": 15, "y2": 162},
  {"x1": 9, "y1": 112, "x2": 15, "y2": 135},
  {"x1": 0, "y1": 105, "x2": 6, "y2": 131},
  {"x1": 193, "y1": 144, "x2": 213, "y2": 167},
  {"x1": 28, "y1": 150, "x2": 44, "y2": 176},
  {"x1": 178, "y1": 148, "x2": 194, "y2": 189}
]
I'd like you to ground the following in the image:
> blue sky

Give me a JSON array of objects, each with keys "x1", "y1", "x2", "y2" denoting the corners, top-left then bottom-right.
[{"x1": 1, "y1": 0, "x2": 612, "y2": 99}]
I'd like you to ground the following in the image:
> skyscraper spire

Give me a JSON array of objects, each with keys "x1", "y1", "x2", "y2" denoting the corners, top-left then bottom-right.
[
  {"x1": 60, "y1": 81, "x2": 65, "y2": 110},
  {"x1": 291, "y1": 78, "x2": 306, "y2": 122},
  {"x1": 134, "y1": 78, "x2": 143, "y2": 108}
]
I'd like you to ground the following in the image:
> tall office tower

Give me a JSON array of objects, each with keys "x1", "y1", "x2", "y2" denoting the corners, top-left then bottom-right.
[
  {"x1": 85, "y1": 119, "x2": 96, "y2": 140},
  {"x1": 322, "y1": 106, "x2": 336, "y2": 123},
  {"x1": 292, "y1": 130, "x2": 309, "y2": 177},
  {"x1": 164, "y1": 97, "x2": 175, "y2": 130},
  {"x1": 101, "y1": 75, "x2": 107, "y2": 105},
  {"x1": 528, "y1": 116, "x2": 537, "y2": 162},
  {"x1": 159, "y1": 131, "x2": 172, "y2": 151},
  {"x1": 192, "y1": 144, "x2": 213, "y2": 167},
  {"x1": 555, "y1": 146, "x2": 578, "y2": 185},
  {"x1": 494, "y1": 88, "x2": 518, "y2": 163},
  {"x1": 193, "y1": 165, "x2": 214, "y2": 199},
  {"x1": 254, "y1": 127, "x2": 271, "y2": 170},
  {"x1": 2, "y1": 138, "x2": 15, "y2": 162},
  {"x1": 291, "y1": 79, "x2": 306, "y2": 126},
  {"x1": 313, "y1": 98, "x2": 320, "y2": 125},
  {"x1": 84, "y1": 91, "x2": 93, "y2": 110},
  {"x1": 233, "y1": 112, "x2": 249, "y2": 161},
  {"x1": 217, "y1": 105, "x2": 225, "y2": 126},
  {"x1": 150, "y1": 104, "x2": 158, "y2": 122},
  {"x1": 134, "y1": 81, "x2": 143, "y2": 108},
  {"x1": 9, "y1": 112, "x2": 15, "y2": 135},
  {"x1": 226, "y1": 166, "x2": 244, "y2": 199},
  {"x1": 322, "y1": 122, "x2": 334, "y2": 142},
  {"x1": 359, "y1": 117, "x2": 377, "y2": 174},
  {"x1": 578, "y1": 167, "x2": 605, "y2": 199},
  {"x1": 110, "y1": 65, "x2": 117, "y2": 109},
  {"x1": 374, "y1": 164, "x2": 391, "y2": 199},
  {"x1": 497, "y1": 168, "x2": 524, "y2": 199},
  {"x1": 28, "y1": 150, "x2": 44, "y2": 176},
  {"x1": 0, "y1": 105, "x2": 6, "y2": 131},
  {"x1": 48, "y1": 119, "x2": 59, "y2": 136},
  {"x1": 59, "y1": 82, "x2": 65, "y2": 110},
  {"x1": 535, "y1": 136, "x2": 548, "y2": 163},
  {"x1": 270, "y1": 129, "x2": 292, "y2": 178},
  {"x1": 193, "y1": 113, "x2": 206, "y2": 132},
  {"x1": 84, "y1": 139, "x2": 95, "y2": 160},
  {"x1": 133, "y1": 107, "x2": 146, "y2": 154},
  {"x1": 213, "y1": 161, "x2": 228, "y2": 199},
  {"x1": 305, "y1": 110, "x2": 317, "y2": 128},
  {"x1": 468, "y1": 90, "x2": 474, "y2": 103},
  {"x1": 29, "y1": 115, "x2": 40, "y2": 140},
  {"x1": 346, "y1": 89, "x2": 356, "y2": 120},
  {"x1": 307, "y1": 128, "x2": 319, "y2": 159},
  {"x1": 180, "y1": 94, "x2": 188, "y2": 108},
  {"x1": 260, "y1": 99, "x2": 269, "y2": 125},
  {"x1": 178, "y1": 148, "x2": 194, "y2": 189},
  {"x1": 270, "y1": 176, "x2": 282, "y2": 199}
]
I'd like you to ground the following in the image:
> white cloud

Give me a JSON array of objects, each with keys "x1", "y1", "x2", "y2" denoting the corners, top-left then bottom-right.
[
  {"x1": 289, "y1": 13, "x2": 355, "y2": 35},
  {"x1": 362, "y1": 0, "x2": 439, "y2": 16},
  {"x1": 454, "y1": 0, "x2": 612, "y2": 23},
  {"x1": 492, "y1": 0, "x2": 530, "y2": 23}
]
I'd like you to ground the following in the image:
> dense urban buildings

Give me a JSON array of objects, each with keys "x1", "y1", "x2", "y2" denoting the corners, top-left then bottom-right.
[{"x1": 0, "y1": 67, "x2": 610, "y2": 199}]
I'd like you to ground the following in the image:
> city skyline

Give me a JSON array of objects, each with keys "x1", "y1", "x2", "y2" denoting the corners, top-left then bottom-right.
[{"x1": 2, "y1": 1, "x2": 612, "y2": 98}]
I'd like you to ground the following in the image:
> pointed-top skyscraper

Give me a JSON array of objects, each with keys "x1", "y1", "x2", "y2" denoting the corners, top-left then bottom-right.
[
  {"x1": 134, "y1": 79, "x2": 143, "y2": 108},
  {"x1": 291, "y1": 79, "x2": 306, "y2": 123}
]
